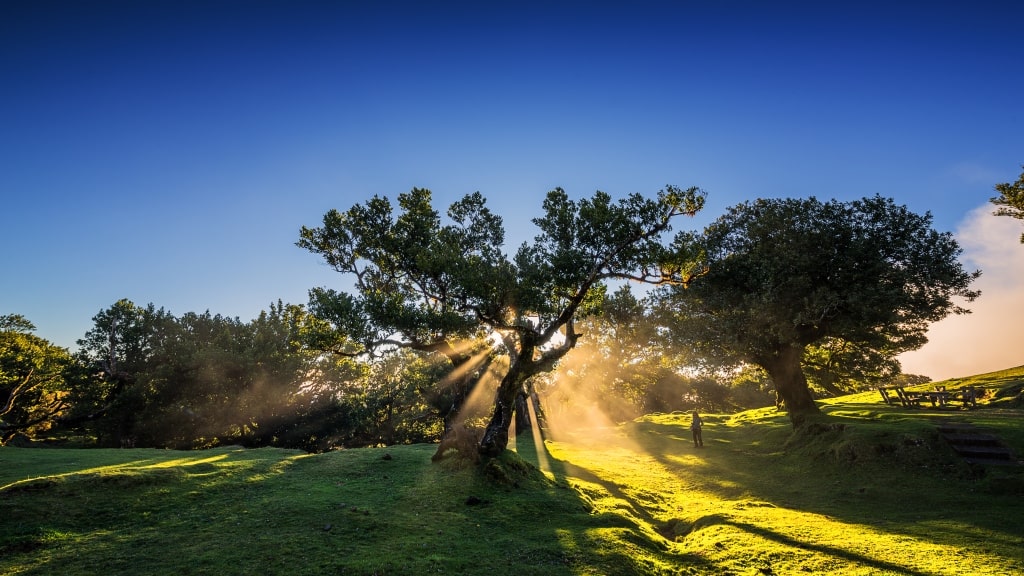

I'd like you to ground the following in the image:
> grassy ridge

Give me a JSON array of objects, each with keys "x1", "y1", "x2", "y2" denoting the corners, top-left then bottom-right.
[{"x1": 3, "y1": 366, "x2": 1024, "y2": 575}]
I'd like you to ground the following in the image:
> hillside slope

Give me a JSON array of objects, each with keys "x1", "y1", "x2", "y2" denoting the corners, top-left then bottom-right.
[{"x1": 3, "y1": 369, "x2": 1024, "y2": 575}]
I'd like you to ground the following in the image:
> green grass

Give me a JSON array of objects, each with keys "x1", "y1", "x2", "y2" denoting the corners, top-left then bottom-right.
[{"x1": 3, "y1": 366, "x2": 1024, "y2": 575}]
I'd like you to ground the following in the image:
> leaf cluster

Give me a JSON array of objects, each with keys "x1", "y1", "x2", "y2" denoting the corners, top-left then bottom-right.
[
  {"x1": 298, "y1": 189, "x2": 504, "y2": 358},
  {"x1": 991, "y1": 164, "x2": 1024, "y2": 243}
]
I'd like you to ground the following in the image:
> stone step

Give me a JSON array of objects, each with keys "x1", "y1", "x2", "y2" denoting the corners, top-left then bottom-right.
[
  {"x1": 936, "y1": 422, "x2": 1019, "y2": 467},
  {"x1": 940, "y1": 433, "x2": 1002, "y2": 446},
  {"x1": 963, "y1": 457, "x2": 1021, "y2": 467},
  {"x1": 937, "y1": 422, "x2": 978, "y2": 432},
  {"x1": 951, "y1": 445, "x2": 1014, "y2": 459}
]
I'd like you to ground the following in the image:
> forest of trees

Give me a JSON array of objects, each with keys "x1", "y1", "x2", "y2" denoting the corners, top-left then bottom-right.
[{"x1": 2, "y1": 184, "x2": 982, "y2": 454}]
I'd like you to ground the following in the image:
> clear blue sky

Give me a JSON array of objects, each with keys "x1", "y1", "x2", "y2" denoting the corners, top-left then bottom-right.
[{"x1": 3, "y1": 1, "x2": 1022, "y2": 378}]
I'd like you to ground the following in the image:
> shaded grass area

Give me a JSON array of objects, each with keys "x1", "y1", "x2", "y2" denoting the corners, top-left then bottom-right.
[
  {"x1": 2, "y1": 366, "x2": 1023, "y2": 575},
  {"x1": 1, "y1": 444, "x2": 692, "y2": 575}
]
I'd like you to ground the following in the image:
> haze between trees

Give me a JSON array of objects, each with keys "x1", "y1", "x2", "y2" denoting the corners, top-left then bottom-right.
[
  {"x1": 296, "y1": 186, "x2": 978, "y2": 453},
  {"x1": 2, "y1": 184, "x2": 982, "y2": 451}
]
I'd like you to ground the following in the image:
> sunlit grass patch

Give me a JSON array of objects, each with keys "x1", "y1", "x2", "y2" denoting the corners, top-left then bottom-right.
[{"x1": 539, "y1": 401, "x2": 1024, "y2": 575}]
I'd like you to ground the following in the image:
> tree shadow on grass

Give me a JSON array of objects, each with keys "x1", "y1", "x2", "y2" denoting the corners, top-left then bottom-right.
[
  {"x1": 512, "y1": 432, "x2": 715, "y2": 574},
  {"x1": 270, "y1": 442, "x2": 717, "y2": 576},
  {"x1": 565, "y1": 413, "x2": 1024, "y2": 574},
  {"x1": 721, "y1": 517, "x2": 935, "y2": 576}
]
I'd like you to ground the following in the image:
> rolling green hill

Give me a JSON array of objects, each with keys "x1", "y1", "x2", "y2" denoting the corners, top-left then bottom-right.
[{"x1": 3, "y1": 366, "x2": 1023, "y2": 575}]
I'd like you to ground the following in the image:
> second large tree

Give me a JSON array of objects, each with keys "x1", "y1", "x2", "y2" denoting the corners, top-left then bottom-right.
[{"x1": 654, "y1": 195, "x2": 980, "y2": 424}]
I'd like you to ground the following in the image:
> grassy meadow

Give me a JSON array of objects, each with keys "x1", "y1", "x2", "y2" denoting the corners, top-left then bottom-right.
[{"x1": 2, "y1": 367, "x2": 1023, "y2": 575}]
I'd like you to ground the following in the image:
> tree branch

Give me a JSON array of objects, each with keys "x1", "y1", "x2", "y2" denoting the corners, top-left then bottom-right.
[{"x1": 1, "y1": 368, "x2": 35, "y2": 417}]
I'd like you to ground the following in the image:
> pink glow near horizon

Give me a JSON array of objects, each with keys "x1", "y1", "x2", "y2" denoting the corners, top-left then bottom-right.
[{"x1": 898, "y1": 205, "x2": 1024, "y2": 381}]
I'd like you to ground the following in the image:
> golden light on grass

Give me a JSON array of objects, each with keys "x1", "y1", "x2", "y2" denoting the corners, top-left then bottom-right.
[{"x1": 144, "y1": 454, "x2": 229, "y2": 469}]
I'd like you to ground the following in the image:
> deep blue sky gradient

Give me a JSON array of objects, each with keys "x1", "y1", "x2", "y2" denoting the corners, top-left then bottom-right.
[{"x1": 3, "y1": 1, "x2": 1022, "y2": 376}]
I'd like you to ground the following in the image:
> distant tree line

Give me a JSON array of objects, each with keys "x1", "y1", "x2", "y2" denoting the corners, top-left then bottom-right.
[
  {"x1": 0, "y1": 293, "x2": 769, "y2": 450},
  {"x1": 3, "y1": 177, "x2": 987, "y2": 451},
  {"x1": 3, "y1": 303, "x2": 392, "y2": 450}
]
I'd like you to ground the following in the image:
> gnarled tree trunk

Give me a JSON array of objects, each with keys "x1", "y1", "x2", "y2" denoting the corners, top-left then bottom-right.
[
  {"x1": 763, "y1": 344, "x2": 820, "y2": 425},
  {"x1": 478, "y1": 326, "x2": 572, "y2": 457},
  {"x1": 478, "y1": 362, "x2": 526, "y2": 457}
]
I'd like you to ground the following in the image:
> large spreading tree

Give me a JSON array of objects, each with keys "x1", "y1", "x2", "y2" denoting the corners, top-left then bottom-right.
[
  {"x1": 991, "y1": 165, "x2": 1024, "y2": 243},
  {"x1": 653, "y1": 195, "x2": 980, "y2": 425},
  {"x1": 298, "y1": 185, "x2": 706, "y2": 456},
  {"x1": 0, "y1": 315, "x2": 73, "y2": 443}
]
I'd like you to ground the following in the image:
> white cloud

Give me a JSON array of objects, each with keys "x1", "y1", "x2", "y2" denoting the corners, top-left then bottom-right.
[{"x1": 897, "y1": 205, "x2": 1024, "y2": 380}]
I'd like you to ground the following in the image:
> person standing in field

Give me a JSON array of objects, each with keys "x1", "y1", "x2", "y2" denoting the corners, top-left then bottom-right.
[{"x1": 690, "y1": 409, "x2": 704, "y2": 448}]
